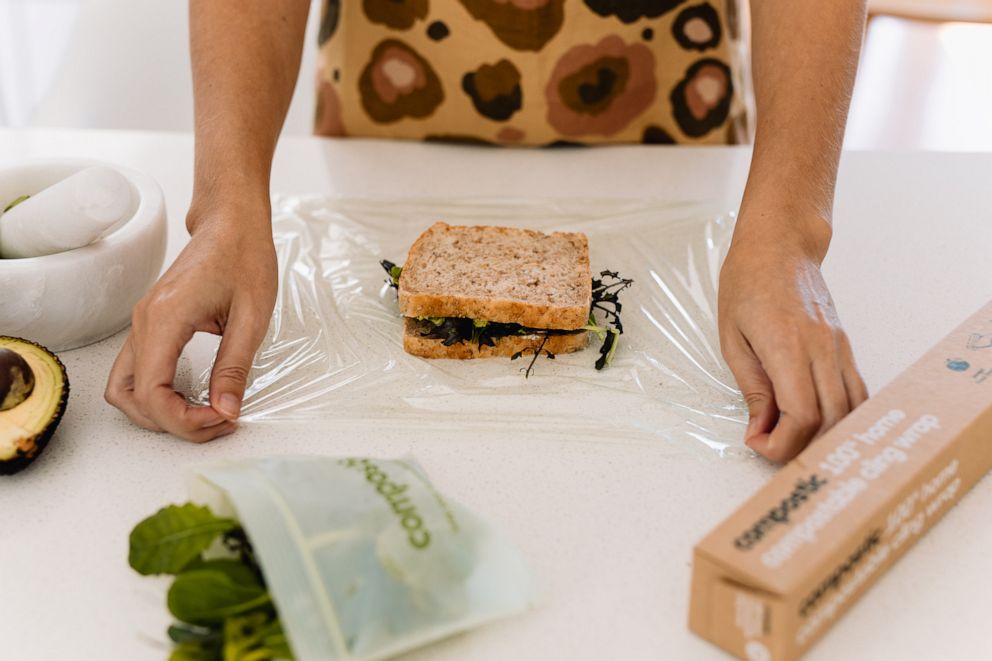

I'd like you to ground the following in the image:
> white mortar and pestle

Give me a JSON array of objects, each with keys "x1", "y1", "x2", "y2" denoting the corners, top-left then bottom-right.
[{"x1": 0, "y1": 160, "x2": 167, "y2": 350}]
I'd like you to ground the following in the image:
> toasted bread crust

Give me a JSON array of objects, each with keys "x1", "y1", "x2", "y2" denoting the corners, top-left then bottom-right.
[
  {"x1": 398, "y1": 222, "x2": 591, "y2": 330},
  {"x1": 402, "y1": 318, "x2": 588, "y2": 359}
]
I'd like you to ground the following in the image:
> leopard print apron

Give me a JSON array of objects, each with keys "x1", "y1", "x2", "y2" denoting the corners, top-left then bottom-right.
[{"x1": 315, "y1": 1, "x2": 751, "y2": 145}]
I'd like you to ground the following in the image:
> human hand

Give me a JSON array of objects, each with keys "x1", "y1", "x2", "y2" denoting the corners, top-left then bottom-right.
[
  {"x1": 718, "y1": 214, "x2": 868, "y2": 463},
  {"x1": 105, "y1": 199, "x2": 277, "y2": 442}
]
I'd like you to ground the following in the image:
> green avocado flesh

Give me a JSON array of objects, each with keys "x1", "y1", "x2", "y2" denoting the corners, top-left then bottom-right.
[{"x1": 0, "y1": 337, "x2": 69, "y2": 475}]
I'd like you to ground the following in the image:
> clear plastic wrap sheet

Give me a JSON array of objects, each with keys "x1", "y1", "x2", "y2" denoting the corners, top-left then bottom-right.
[{"x1": 188, "y1": 197, "x2": 749, "y2": 457}]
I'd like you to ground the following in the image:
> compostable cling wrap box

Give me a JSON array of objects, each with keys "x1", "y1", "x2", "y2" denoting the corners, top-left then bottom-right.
[{"x1": 689, "y1": 301, "x2": 992, "y2": 660}]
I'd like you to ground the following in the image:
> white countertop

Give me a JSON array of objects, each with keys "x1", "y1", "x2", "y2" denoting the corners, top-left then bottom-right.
[{"x1": 2, "y1": 128, "x2": 991, "y2": 661}]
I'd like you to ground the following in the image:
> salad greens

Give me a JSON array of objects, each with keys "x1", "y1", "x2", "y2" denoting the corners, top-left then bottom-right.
[
  {"x1": 129, "y1": 503, "x2": 238, "y2": 575},
  {"x1": 128, "y1": 504, "x2": 293, "y2": 661},
  {"x1": 167, "y1": 561, "x2": 271, "y2": 625},
  {"x1": 381, "y1": 260, "x2": 402, "y2": 289},
  {"x1": 589, "y1": 271, "x2": 632, "y2": 370},
  {"x1": 381, "y1": 260, "x2": 632, "y2": 373}
]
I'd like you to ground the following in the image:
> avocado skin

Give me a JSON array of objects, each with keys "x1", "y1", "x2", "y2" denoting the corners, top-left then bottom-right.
[{"x1": 0, "y1": 337, "x2": 70, "y2": 476}]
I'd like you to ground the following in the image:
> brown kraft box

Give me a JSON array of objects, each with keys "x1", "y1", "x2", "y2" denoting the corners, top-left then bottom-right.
[{"x1": 689, "y1": 301, "x2": 992, "y2": 660}]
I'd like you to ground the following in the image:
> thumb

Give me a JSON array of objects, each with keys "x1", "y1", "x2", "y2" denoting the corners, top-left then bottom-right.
[
  {"x1": 723, "y1": 335, "x2": 778, "y2": 445},
  {"x1": 209, "y1": 306, "x2": 265, "y2": 421}
]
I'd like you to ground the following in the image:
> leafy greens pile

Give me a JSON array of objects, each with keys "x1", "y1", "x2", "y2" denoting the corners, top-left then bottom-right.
[
  {"x1": 128, "y1": 503, "x2": 293, "y2": 661},
  {"x1": 381, "y1": 260, "x2": 633, "y2": 375}
]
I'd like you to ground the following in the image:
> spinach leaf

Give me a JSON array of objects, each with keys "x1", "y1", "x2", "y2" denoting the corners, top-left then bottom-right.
[
  {"x1": 380, "y1": 260, "x2": 402, "y2": 288},
  {"x1": 131, "y1": 503, "x2": 292, "y2": 659},
  {"x1": 595, "y1": 329, "x2": 621, "y2": 370},
  {"x1": 169, "y1": 639, "x2": 221, "y2": 661},
  {"x1": 168, "y1": 565, "x2": 271, "y2": 625},
  {"x1": 221, "y1": 527, "x2": 266, "y2": 584},
  {"x1": 168, "y1": 622, "x2": 223, "y2": 646},
  {"x1": 129, "y1": 504, "x2": 238, "y2": 576},
  {"x1": 224, "y1": 611, "x2": 295, "y2": 661},
  {"x1": 590, "y1": 271, "x2": 633, "y2": 370},
  {"x1": 193, "y1": 558, "x2": 264, "y2": 589},
  {"x1": 412, "y1": 316, "x2": 582, "y2": 349}
]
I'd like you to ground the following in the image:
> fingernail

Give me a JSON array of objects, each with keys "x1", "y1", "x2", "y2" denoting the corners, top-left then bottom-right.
[{"x1": 218, "y1": 393, "x2": 241, "y2": 420}]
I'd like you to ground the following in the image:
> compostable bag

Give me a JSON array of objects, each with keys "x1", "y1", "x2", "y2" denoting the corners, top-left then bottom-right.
[{"x1": 187, "y1": 455, "x2": 533, "y2": 661}]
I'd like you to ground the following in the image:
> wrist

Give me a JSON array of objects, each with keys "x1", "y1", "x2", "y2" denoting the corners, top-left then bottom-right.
[
  {"x1": 732, "y1": 202, "x2": 833, "y2": 265},
  {"x1": 186, "y1": 186, "x2": 272, "y2": 236},
  {"x1": 188, "y1": 142, "x2": 274, "y2": 232},
  {"x1": 186, "y1": 167, "x2": 272, "y2": 235},
  {"x1": 739, "y1": 148, "x2": 838, "y2": 264}
]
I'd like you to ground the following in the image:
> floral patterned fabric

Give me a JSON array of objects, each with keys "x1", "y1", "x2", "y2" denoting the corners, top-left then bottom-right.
[{"x1": 315, "y1": 0, "x2": 750, "y2": 145}]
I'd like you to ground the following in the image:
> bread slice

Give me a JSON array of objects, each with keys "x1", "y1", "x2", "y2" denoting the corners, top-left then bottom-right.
[
  {"x1": 403, "y1": 318, "x2": 588, "y2": 359},
  {"x1": 398, "y1": 222, "x2": 592, "y2": 330}
]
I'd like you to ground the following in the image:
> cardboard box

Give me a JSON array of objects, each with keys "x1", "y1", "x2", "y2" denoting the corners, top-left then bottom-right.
[{"x1": 689, "y1": 302, "x2": 992, "y2": 660}]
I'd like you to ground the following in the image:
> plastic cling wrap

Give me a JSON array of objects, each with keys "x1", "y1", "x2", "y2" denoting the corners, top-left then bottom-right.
[{"x1": 189, "y1": 197, "x2": 748, "y2": 456}]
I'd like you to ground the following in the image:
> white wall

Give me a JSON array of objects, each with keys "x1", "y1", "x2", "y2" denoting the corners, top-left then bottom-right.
[
  {"x1": 5, "y1": 0, "x2": 320, "y2": 135},
  {"x1": 0, "y1": 0, "x2": 81, "y2": 127}
]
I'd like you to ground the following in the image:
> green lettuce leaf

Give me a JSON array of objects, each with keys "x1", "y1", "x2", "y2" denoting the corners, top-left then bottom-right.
[
  {"x1": 224, "y1": 611, "x2": 295, "y2": 660},
  {"x1": 169, "y1": 640, "x2": 221, "y2": 661},
  {"x1": 129, "y1": 504, "x2": 238, "y2": 576},
  {"x1": 167, "y1": 564, "x2": 271, "y2": 625}
]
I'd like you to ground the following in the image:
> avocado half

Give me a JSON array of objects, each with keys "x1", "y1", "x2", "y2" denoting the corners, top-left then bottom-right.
[{"x1": 0, "y1": 337, "x2": 69, "y2": 475}]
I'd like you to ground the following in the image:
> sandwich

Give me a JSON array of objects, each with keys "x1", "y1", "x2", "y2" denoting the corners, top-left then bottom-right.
[{"x1": 381, "y1": 222, "x2": 631, "y2": 373}]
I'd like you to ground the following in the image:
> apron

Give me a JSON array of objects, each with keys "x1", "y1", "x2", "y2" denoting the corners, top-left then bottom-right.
[{"x1": 315, "y1": 0, "x2": 751, "y2": 145}]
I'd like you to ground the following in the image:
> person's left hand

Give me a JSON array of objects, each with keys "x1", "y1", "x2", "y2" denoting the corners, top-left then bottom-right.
[{"x1": 717, "y1": 212, "x2": 868, "y2": 463}]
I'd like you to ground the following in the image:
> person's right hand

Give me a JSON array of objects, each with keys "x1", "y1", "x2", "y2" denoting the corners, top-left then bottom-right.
[{"x1": 105, "y1": 199, "x2": 278, "y2": 442}]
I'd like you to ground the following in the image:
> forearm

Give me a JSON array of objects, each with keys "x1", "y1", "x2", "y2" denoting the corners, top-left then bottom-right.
[
  {"x1": 739, "y1": 1, "x2": 866, "y2": 260},
  {"x1": 188, "y1": 0, "x2": 309, "y2": 229}
]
